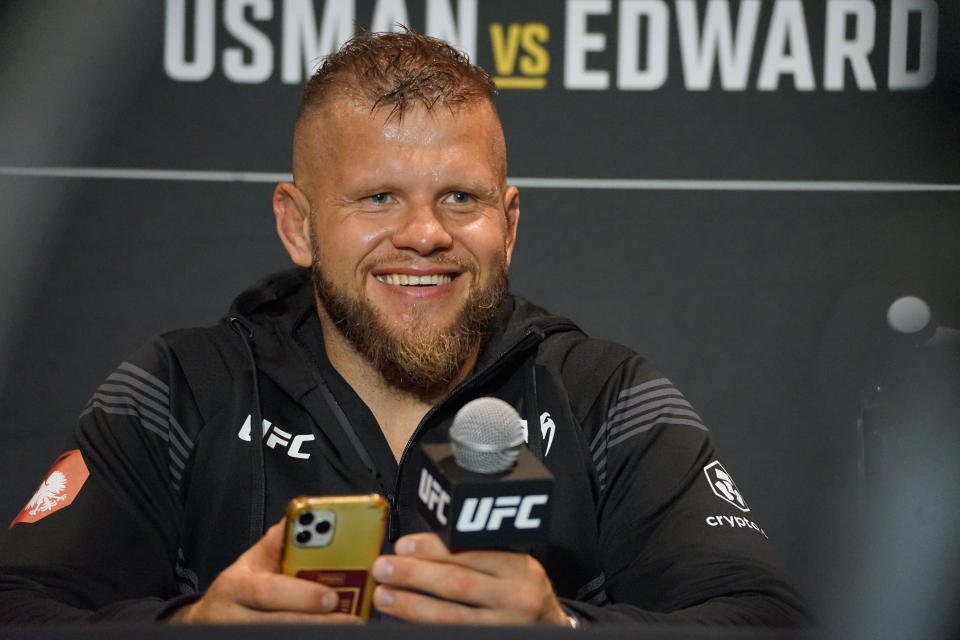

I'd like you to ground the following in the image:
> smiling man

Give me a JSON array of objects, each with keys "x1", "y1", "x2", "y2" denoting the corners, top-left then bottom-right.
[
  {"x1": 0, "y1": 32, "x2": 811, "y2": 627},
  {"x1": 275, "y1": 76, "x2": 517, "y2": 451},
  {"x1": 283, "y1": 102, "x2": 514, "y2": 458}
]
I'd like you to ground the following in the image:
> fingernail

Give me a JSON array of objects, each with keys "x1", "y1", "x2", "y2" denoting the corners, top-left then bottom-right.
[
  {"x1": 395, "y1": 538, "x2": 415, "y2": 555},
  {"x1": 322, "y1": 592, "x2": 339, "y2": 610},
  {"x1": 374, "y1": 587, "x2": 393, "y2": 607},
  {"x1": 371, "y1": 557, "x2": 393, "y2": 580}
]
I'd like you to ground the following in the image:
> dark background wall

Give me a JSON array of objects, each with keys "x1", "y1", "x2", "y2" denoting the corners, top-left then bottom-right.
[{"x1": 1, "y1": 1, "x2": 958, "y2": 636}]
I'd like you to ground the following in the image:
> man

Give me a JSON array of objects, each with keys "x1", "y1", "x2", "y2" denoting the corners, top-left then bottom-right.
[{"x1": 0, "y1": 31, "x2": 810, "y2": 626}]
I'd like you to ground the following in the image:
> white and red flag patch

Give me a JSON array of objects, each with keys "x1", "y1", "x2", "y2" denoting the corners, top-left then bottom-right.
[{"x1": 10, "y1": 449, "x2": 89, "y2": 527}]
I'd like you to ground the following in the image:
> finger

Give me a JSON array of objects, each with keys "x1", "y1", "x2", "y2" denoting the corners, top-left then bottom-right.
[
  {"x1": 233, "y1": 570, "x2": 343, "y2": 614},
  {"x1": 372, "y1": 553, "x2": 506, "y2": 609},
  {"x1": 392, "y1": 533, "x2": 530, "y2": 577},
  {"x1": 184, "y1": 603, "x2": 365, "y2": 625},
  {"x1": 254, "y1": 612, "x2": 363, "y2": 625},
  {"x1": 174, "y1": 573, "x2": 356, "y2": 623},
  {"x1": 231, "y1": 519, "x2": 343, "y2": 613},
  {"x1": 372, "y1": 585, "x2": 521, "y2": 625}
]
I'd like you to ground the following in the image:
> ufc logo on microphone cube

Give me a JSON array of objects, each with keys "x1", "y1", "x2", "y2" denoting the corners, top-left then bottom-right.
[{"x1": 455, "y1": 495, "x2": 549, "y2": 532}]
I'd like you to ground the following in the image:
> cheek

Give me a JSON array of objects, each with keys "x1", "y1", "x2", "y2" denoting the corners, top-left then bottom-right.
[
  {"x1": 314, "y1": 222, "x2": 391, "y2": 272},
  {"x1": 460, "y1": 219, "x2": 511, "y2": 263}
]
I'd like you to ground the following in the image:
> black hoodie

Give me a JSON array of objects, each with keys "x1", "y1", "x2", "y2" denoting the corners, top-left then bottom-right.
[{"x1": 0, "y1": 269, "x2": 811, "y2": 626}]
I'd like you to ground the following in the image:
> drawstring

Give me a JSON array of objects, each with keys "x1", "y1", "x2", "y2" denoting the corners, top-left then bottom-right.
[
  {"x1": 313, "y1": 376, "x2": 382, "y2": 486},
  {"x1": 230, "y1": 316, "x2": 266, "y2": 547}
]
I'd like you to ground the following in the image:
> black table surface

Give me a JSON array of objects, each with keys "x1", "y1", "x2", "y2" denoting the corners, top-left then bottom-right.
[{"x1": 0, "y1": 623, "x2": 822, "y2": 640}]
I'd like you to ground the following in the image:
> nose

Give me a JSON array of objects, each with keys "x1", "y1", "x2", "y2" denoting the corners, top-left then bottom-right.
[{"x1": 391, "y1": 203, "x2": 454, "y2": 255}]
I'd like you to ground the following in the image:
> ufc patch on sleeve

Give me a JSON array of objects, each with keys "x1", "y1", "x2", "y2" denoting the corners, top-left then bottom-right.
[{"x1": 10, "y1": 450, "x2": 90, "y2": 527}]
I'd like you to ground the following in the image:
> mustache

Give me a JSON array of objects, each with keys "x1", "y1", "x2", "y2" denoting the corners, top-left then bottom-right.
[{"x1": 363, "y1": 252, "x2": 478, "y2": 274}]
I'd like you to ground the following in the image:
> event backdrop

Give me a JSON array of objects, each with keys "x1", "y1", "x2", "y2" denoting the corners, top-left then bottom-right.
[{"x1": 1, "y1": 1, "x2": 958, "y2": 635}]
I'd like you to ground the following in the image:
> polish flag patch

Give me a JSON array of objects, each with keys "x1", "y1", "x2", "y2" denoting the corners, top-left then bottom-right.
[{"x1": 10, "y1": 450, "x2": 89, "y2": 527}]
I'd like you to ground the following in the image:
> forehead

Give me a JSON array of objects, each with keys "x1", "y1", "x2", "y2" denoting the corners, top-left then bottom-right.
[{"x1": 293, "y1": 98, "x2": 505, "y2": 180}]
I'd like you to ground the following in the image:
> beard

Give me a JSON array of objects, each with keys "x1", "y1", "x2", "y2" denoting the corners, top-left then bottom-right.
[{"x1": 310, "y1": 251, "x2": 508, "y2": 399}]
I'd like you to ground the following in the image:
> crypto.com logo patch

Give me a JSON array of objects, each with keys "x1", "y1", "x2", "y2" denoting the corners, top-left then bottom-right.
[{"x1": 703, "y1": 460, "x2": 750, "y2": 512}]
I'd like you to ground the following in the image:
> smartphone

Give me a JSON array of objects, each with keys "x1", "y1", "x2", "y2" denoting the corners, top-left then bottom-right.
[{"x1": 281, "y1": 494, "x2": 389, "y2": 619}]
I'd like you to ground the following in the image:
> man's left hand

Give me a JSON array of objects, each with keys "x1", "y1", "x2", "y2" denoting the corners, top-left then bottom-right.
[{"x1": 370, "y1": 533, "x2": 569, "y2": 625}]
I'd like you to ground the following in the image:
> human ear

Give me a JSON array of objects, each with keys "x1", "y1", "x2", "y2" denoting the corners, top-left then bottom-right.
[
  {"x1": 273, "y1": 182, "x2": 312, "y2": 267},
  {"x1": 503, "y1": 185, "x2": 520, "y2": 268}
]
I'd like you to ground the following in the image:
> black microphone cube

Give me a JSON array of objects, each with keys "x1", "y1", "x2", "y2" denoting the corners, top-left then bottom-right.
[{"x1": 417, "y1": 443, "x2": 554, "y2": 550}]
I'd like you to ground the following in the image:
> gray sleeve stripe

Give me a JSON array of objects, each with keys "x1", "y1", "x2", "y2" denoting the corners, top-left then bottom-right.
[
  {"x1": 175, "y1": 547, "x2": 200, "y2": 594},
  {"x1": 87, "y1": 393, "x2": 166, "y2": 434},
  {"x1": 118, "y1": 361, "x2": 170, "y2": 394},
  {"x1": 589, "y1": 420, "x2": 609, "y2": 455},
  {"x1": 608, "y1": 395, "x2": 697, "y2": 430},
  {"x1": 165, "y1": 431, "x2": 189, "y2": 461},
  {"x1": 97, "y1": 382, "x2": 167, "y2": 417},
  {"x1": 591, "y1": 441, "x2": 606, "y2": 467},
  {"x1": 89, "y1": 392, "x2": 169, "y2": 439},
  {"x1": 606, "y1": 378, "x2": 674, "y2": 416},
  {"x1": 81, "y1": 403, "x2": 168, "y2": 440},
  {"x1": 608, "y1": 406, "x2": 703, "y2": 441},
  {"x1": 83, "y1": 362, "x2": 198, "y2": 498},
  {"x1": 104, "y1": 372, "x2": 168, "y2": 405},
  {"x1": 592, "y1": 407, "x2": 707, "y2": 492},
  {"x1": 86, "y1": 391, "x2": 190, "y2": 462},
  {"x1": 607, "y1": 387, "x2": 692, "y2": 421},
  {"x1": 169, "y1": 464, "x2": 185, "y2": 489},
  {"x1": 90, "y1": 387, "x2": 194, "y2": 457},
  {"x1": 168, "y1": 415, "x2": 194, "y2": 450},
  {"x1": 614, "y1": 377, "x2": 672, "y2": 401},
  {"x1": 608, "y1": 416, "x2": 708, "y2": 448},
  {"x1": 82, "y1": 401, "x2": 189, "y2": 493},
  {"x1": 114, "y1": 365, "x2": 195, "y2": 450},
  {"x1": 590, "y1": 378, "x2": 677, "y2": 452},
  {"x1": 592, "y1": 377, "x2": 706, "y2": 494},
  {"x1": 591, "y1": 414, "x2": 622, "y2": 461},
  {"x1": 168, "y1": 444, "x2": 187, "y2": 472}
]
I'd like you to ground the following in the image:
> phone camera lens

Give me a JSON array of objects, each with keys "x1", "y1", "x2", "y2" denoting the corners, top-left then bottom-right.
[
  {"x1": 295, "y1": 530, "x2": 311, "y2": 544},
  {"x1": 315, "y1": 521, "x2": 331, "y2": 535},
  {"x1": 298, "y1": 512, "x2": 314, "y2": 526}
]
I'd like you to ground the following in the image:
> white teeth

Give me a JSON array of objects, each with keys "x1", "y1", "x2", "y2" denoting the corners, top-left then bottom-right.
[{"x1": 375, "y1": 273, "x2": 453, "y2": 286}]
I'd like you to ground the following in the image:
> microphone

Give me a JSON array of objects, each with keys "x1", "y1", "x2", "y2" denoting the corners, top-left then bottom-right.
[
  {"x1": 416, "y1": 397, "x2": 554, "y2": 550},
  {"x1": 886, "y1": 294, "x2": 959, "y2": 348}
]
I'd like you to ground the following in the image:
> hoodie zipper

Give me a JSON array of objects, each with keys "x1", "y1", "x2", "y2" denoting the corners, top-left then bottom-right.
[{"x1": 388, "y1": 327, "x2": 545, "y2": 539}]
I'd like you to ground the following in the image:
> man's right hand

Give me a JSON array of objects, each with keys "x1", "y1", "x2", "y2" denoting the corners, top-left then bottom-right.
[{"x1": 169, "y1": 519, "x2": 363, "y2": 624}]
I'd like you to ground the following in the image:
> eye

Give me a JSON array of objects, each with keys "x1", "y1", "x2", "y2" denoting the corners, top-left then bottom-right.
[
  {"x1": 369, "y1": 192, "x2": 392, "y2": 205},
  {"x1": 444, "y1": 192, "x2": 472, "y2": 204}
]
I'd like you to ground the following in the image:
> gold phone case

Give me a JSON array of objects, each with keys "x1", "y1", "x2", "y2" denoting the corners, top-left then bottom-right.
[{"x1": 281, "y1": 494, "x2": 389, "y2": 619}]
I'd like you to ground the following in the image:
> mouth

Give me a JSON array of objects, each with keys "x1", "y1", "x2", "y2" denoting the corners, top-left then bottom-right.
[{"x1": 374, "y1": 273, "x2": 456, "y2": 286}]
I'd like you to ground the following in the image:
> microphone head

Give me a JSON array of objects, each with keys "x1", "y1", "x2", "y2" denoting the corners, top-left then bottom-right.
[
  {"x1": 887, "y1": 295, "x2": 932, "y2": 334},
  {"x1": 449, "y1": 397, "x2": 525, "y2": 474}
]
